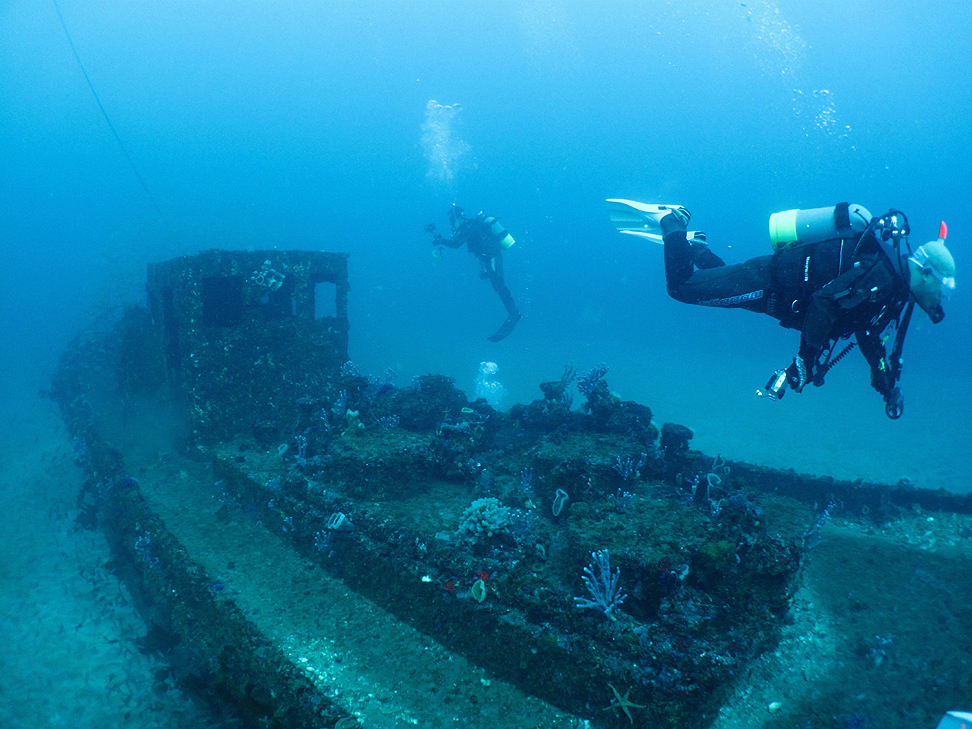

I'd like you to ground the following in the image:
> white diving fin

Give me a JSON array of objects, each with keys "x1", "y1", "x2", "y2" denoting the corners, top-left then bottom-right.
[{"x1": 606, "y1": 199, "x2": 697, "y2": 244}]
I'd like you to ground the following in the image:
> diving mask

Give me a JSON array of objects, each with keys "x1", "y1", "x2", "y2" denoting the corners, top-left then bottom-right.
[{"x1": 910, "y1": 244, "x2": 956, "y2": 300}]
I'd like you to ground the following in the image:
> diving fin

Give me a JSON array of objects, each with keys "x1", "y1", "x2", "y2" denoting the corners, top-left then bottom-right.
[
  {"x1": 606, "y1": 199, "x2": 693, "y2": 244},
  {"x1": 487, "y1": 312, "x2": 521, "y2": 342}
]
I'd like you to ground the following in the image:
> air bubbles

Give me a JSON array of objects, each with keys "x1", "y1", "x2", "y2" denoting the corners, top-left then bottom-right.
[{"x1": 421, "y1": 100, "x2": 470, "y2": 186}]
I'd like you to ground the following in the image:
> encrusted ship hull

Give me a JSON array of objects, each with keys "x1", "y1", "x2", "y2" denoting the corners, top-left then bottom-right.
[{"x1": 51, "y1": 250, "x2": 972, "y2": 729}]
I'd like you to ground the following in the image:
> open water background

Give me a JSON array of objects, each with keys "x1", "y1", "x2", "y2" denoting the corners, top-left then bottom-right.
[{"x1": 3, "y1": 0, "x2": 970, "y2": 491}]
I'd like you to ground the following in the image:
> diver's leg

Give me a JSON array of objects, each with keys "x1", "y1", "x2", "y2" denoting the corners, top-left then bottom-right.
[
  {"x1": 694, "y1": 241, "x2": 725, "y2": 270},
  {"x1": 669, "y1": 255, "x2": 774, "y2": 313},
  {"x1": 488, "y1": 274, "x2": 519, "y2": 318},
  {"x1": 486, "y1": 273, "x2": 521, "y2": 342},
  {"x1": 661, "y1": 208, "x2": 725, "y2": 289},
  {"x1": 664, "y1": 229, "x2": 699, "y2": 297},
  {"x1": 660, "y1": 209, "x2": 762, "y2": 309},
  {"x1": 664, "y1": 231, "x2": 727, "y2": 289}
]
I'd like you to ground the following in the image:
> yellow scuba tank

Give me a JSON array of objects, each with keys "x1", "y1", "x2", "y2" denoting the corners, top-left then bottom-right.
[
  {"x1": 484, "y1": 216, "x2": 515, "y2": 249},
  {"x1": 768, "y1": 203, "x2": 871, "y2": 252}
]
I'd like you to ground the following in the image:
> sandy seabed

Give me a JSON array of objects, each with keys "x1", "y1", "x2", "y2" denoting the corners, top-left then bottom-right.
[{"x1": 0, "y1": 392, "x2": 211, "y2": 729}]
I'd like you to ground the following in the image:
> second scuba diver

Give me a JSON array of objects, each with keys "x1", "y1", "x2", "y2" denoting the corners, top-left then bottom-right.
[{"x1": 426, "y1": 204, "x2": 522, "y2": 342}]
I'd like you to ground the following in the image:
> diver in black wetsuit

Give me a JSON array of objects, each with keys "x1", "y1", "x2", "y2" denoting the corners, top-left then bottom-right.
[
  {"x1": 658, "y1": 203, "x2": 955, "y2": 419},
  {"x1": 427, "y1": 204, "x2": 522, "y2": 342}
]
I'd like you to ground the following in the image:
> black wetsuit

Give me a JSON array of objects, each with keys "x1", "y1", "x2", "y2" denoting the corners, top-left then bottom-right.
[
  {"x1": 438, "y1": 215, "x2": 520, "y2": 341},
  {"x1": 663, "y1": 226, "x2": 911, "y2": 398}
]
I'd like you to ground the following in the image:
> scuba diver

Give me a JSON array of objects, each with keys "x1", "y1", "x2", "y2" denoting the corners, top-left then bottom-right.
[
  {"x1": 607, "y1": 200, "x2": 956, "y2": 419},
  {"x1": 425, "y1": 204, "x2": 522, "y2": 342}
]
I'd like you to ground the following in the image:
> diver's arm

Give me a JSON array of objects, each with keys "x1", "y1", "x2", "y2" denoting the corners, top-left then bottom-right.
[
  {"x1": 800, "y1": 266, "x2": 872, "y2": 360},
  {"x1": 798, "y1": 293, "x2": 841, "y2": 369},
  {"x1": 855, "y1": 264, "x2": 905, "y2": 396},
  {"x1": 856, "y1": 327, "x2": 895, "y2": 396},
  {"x1": 436, "y1": 231, "x2": 465, "y2": 249},
  {"x1": 858, "y1": 320, "x2": 903, "y2": 418},
  {"x1": 792, "y1": 266, "x2": 872, "y2": 388},
  {"x1": 434, "y1": 218, "x2": 469, "y2": 249}
]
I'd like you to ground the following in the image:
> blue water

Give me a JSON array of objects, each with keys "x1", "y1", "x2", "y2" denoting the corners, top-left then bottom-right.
[{"x1": 2, "y1": 0, "x2": 970, "y2": 474}]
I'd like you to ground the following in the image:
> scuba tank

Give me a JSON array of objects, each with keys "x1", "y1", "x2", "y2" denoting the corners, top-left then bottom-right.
[
  {"x1": 768, "y1": 202, "x2": 872, "y2": 252},
  {"x1": 482, "y1": 216, "x2": 515, "y2": 249}
]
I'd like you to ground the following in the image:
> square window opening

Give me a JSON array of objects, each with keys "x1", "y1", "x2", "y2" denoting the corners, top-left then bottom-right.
[
  {"x1": 202, "y1": 276, "x2": 245, "y2": 327},
  {"x1": 314, "y1": 281, "x2": 338, "y2": 319}
]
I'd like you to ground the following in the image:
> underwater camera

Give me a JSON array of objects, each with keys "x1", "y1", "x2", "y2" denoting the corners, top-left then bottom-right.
[{"x1": 757, "y1": 369, "x2": 788, "y2": 400}]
